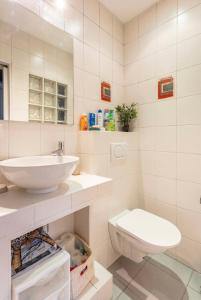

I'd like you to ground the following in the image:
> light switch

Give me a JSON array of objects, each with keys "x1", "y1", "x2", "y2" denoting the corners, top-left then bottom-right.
[{"x1": 110, "y1": 143, "x2": 128, "y2": 160}]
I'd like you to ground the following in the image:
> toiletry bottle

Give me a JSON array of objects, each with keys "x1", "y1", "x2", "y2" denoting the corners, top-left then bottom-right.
[
  {"x1": 97, "y1": 109, "x2": 103, "y2": 127},
  {"x1": 107, "y1": 110, "x2": 115, "y2": 131},
  {"x1": 89, "y1": 113, "x2": 96, "y2": 128},
  {"x1": 80, "y1": 114, "x2": 88, "y2": 131},
  {"x1": 104, "y1": 109, "x2": 109, "y2": 130}
]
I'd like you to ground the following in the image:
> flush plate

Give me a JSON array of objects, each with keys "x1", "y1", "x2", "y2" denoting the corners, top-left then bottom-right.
[{"x1": 110, "y1": 143, "x2": 128, "y2": 160}]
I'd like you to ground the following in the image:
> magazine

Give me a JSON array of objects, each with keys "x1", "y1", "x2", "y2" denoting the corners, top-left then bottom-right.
[{"x1": 11, "y1": 227, "x2": 61, "y2": 277}]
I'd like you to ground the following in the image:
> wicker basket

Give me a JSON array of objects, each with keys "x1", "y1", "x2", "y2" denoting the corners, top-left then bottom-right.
[{"x1": 57, "y1": 233, "x2": 94, "y2": 300}]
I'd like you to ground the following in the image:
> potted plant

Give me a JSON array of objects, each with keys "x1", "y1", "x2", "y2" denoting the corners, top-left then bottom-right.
[{"x1": 115, "y1": 103, "x2": 137, "y2": 132}]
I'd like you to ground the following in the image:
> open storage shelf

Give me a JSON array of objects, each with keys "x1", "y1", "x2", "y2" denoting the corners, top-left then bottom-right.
[{"x1": 29, "y1": 74, "x2": 68, "y2": 124}]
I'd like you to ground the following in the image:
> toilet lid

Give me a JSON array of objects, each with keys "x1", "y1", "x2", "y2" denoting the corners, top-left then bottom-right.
[{"x1": 116, "y1": 209, "x2": 181, "y2": 247}]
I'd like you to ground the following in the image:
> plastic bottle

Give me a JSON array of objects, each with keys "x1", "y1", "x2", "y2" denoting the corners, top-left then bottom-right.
[
  {"x1": 80, "y1": 114, "x2": 88, "y2": 131},
  {"x1": 89, "y1": 113, "x2": 96, "y2": 127},
  {"x1": 97, "y1": 109, "x2": 103, "y2": 127}
]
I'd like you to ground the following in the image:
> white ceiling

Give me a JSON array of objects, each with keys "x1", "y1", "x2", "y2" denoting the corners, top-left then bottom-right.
[{"x1": 99, "y1": 0, "x2": 157, "y2": 23}]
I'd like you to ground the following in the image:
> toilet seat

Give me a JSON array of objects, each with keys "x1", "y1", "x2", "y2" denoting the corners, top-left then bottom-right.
[{"x1": 116, "y1": 209, "x2": 181, "y2": 248}]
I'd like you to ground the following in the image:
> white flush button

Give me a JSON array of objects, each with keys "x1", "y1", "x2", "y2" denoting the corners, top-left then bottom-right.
[{"x1": 110, "y1": 143, "x2": 128, "y2": 160}]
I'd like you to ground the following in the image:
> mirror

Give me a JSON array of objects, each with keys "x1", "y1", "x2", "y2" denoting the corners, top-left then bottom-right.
[{"x1": 0, "y1": 0, "x2": 74, "y2": 124}]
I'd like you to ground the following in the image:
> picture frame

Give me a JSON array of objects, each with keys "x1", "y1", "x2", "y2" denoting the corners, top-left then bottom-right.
[
  {"x1": 158, "y1": 77, "x2": 174, "y2": 100},
  {"x1": 101, "y1": 82, "x2": 111, "y2": 102}
]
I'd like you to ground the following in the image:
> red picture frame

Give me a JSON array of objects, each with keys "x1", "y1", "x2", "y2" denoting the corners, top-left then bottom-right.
[
  {"x1": 101, "y1": 82, "x2": 111, "y2": 102},
  {"x1": 158, "y1": 77, "x2": 174, "y2": 100}
]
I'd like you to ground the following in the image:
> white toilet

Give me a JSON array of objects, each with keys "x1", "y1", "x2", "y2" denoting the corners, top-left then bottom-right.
[{"x1": 109, "y1": 209, "x2": 181, "y2": 263}]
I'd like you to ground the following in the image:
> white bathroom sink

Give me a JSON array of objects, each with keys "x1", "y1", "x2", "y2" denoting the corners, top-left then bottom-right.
[{"x1": 0, "y1": 155, "x2": 79, "y2": 194}]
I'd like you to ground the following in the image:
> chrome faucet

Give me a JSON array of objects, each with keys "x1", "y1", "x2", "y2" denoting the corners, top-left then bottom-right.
[{"x1": 52, "y1": 141, "x2": 64, "y2": 156}]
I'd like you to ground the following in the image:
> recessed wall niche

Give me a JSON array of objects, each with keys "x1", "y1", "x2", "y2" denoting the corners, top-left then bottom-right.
[{"x1": 29, "y1": 75, "x2": 68, "y2": 124}]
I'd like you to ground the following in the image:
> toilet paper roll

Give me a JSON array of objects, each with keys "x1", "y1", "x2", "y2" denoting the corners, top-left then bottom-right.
[
  {"x1": 71, "y1": 250, "x2": 82, "y2": 266},
  {"x1": 60, "y1": 233, "x2": 75, "y2": 254}
]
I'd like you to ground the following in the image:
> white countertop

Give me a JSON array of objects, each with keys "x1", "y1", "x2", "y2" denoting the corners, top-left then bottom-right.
[{"x1": 0, "y1": 173, "x2": 111, "y2": 239}]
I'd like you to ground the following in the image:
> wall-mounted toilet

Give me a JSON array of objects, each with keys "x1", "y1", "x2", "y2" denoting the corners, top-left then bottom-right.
[{"x1": 109, "y1": 209, "x2": 181, "y2": 263}]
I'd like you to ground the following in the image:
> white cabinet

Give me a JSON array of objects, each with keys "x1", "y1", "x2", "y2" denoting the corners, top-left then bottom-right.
[{"x1": 12, "y1": 251, "x2": 70, "y2": 300}]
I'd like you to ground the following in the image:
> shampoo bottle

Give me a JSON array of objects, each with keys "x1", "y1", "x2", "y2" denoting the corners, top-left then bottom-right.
[{"x1": 97, "y1": 109, "x2": 103, "y2": 127}]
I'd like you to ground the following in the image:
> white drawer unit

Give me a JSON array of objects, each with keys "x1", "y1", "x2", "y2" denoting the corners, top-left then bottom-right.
[{"x1": 12, "y1": 251, "x2": 70, "y2": 300}]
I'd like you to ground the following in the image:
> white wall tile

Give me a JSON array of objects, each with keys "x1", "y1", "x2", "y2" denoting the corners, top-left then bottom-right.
[
  {"x1": 84, "y1": 0, "x2": 99, "y2": 24},
  {"x1": 155, "y1": 152, "x2": 177, "y2": 179},
  {"x1": 73, "y1": 39, "x2": 84, "y2": 69},
  {"x1": 139, "y1": 127, "x2": 155, "y2": 150},
  {"x1": 124, "y1": 17, "x2": 138, "y2": 44},
  {"x1": 177, "y1": 34, "x2": 201, "y2": 70},
  {"x1": 12, "y1": 31, "x2": 29, "y2": 52},
  {"x1": 112, "y1": 61, "x2": 123, "y2": 84},
  {"x1": 177, "y1": 180, "x2": 201, "y2": 212},
  {"x1": 113, "y1": 17, "x2": 123, "y2": 43},
  {"x1": 156, "y1": 177, "x2": 176, "y2": 205},
  {"x1": 139, "y1": 103, "x2": 156, "y2": 127},
  {"x1": 16, "y1": 0, "x2": 40, "y2": 14},
  {"x1": 178, "y1": 4, "x2": 201, "y2": 42},
  {"x1": 177, "y1": 95, "x2": 201, "y2": 125},
  {"x1": 84, "y1": 73, "x2": 99, "y2": 101},
  {"x1": 156, "y1": 45, "x2": 176, "y2": 76},
  {"x1": 74, "y1": 68, "x2": 84, "y2": 97},
  {"x1": 156, "y1": 201, "x2": 177, "y2": 223},
  {"x1": 10, "y1": 89, "x2": 28, "y2": 122},
  {"x1": 124, "y1": 61, "x2": 139, "y2": 85},
  {"x1": 29, "y1": 37, "x2": 44, "y2": 58},
  {"x1": 157, "y1": 18, "x2": 177, "y2": 50},
  {"x1": 84, "y1": 17, "x2": 99, "y2": 49},
  {"x1": 113, "y1": 40, "x2": 123, "y2": 64},
  {"x1": 177, "y1": 208, "x2": 201, "y2": 243},
  {"x1": 177, "y1": 153, "x2": 201, "y2": 184},
  {"x1": 11, "y1": 67, "x2": 28, "y2": 92},
  {"x1": 68, "y1": 0, "x2": 83, "y2": 12},
  {"x1": 157, "y1": 0, "x2": 177, "y2": 25},
  {"x1": 140, "y1": 151, "x2": 156, "y2": 175},
  {"x1": 124, "y1": 41, "x2": 139, "y2": 65},
  {"x1": 65, "y1": 6, "x2": 83, "y2": 40},
  {"x1": 100, "y1": 4, "x2": 113, "y2": 35},
  {"x1": 29, "y1": 55, "x2": 44, "y2": 76},
  {"x1": 139, "y1": 5, "x2": 156, "y2": 36},
  {"x1": 155, "y1": 126, "x2": 176, "y2": 152},
  {"x1": 177, "y1": 64, "x2": 201, "y2": 98},
  {"x1": 156, "y1": 100, "x2": 176, "y2": 126},
  {"x1": 0, "y1": 42, "x2": 11, "y2": 63},
  {"x1": 100, "y1": 29, "x2": 113, "y2": 58},
  {"x1": 100, "y1": 54, "x2": 113, "y2": 82},
  {"x1": 40, "y1": 124, "x2": 65, "y2": 154},
  {"x1": 138, "y1": 54, "x2": 156, "y2": 81},
  {"x1": 138, "y1": 79, "x2": 156, "y2": 104},
  {"x1": 125, "y1": 84, "x2": 139, "y2": 103},
  {"x1": 8, "y1": 122, "x2": 41, "y2": 157},
  {"x1": 84, "y1": 44, "x2": 99, "y2": 75},
  {"x1": 0, "y1": 122, "x2": 8, "y2": 160},
  {"x1": 138, "y1": 30, "x2": 157, "y2": 59},
  {"x1": 141, "y1": 174, "x2": 157, "y2": 200},
  {"x1": 178, "y1": 125, "x2": 201, "y2": 154},
  {"x1": 178, "y1": 0, "x2": 201, "y2": 14},
  {"x1": 40, "y1": 1, "x2": 64, "y2": 30}
]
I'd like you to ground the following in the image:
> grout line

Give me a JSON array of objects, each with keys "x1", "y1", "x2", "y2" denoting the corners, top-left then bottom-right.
[
  {"x1": 186, "y1": 271, "x2": 193, "y2": 288},
  {"x1": 145, "y1": 256, "x2": 191, "y2": 287}
]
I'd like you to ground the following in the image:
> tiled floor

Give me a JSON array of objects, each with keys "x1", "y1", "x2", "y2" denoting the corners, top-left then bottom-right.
[{"x1": 108, "y1": 253, "x2": 201, "y2": 300}]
